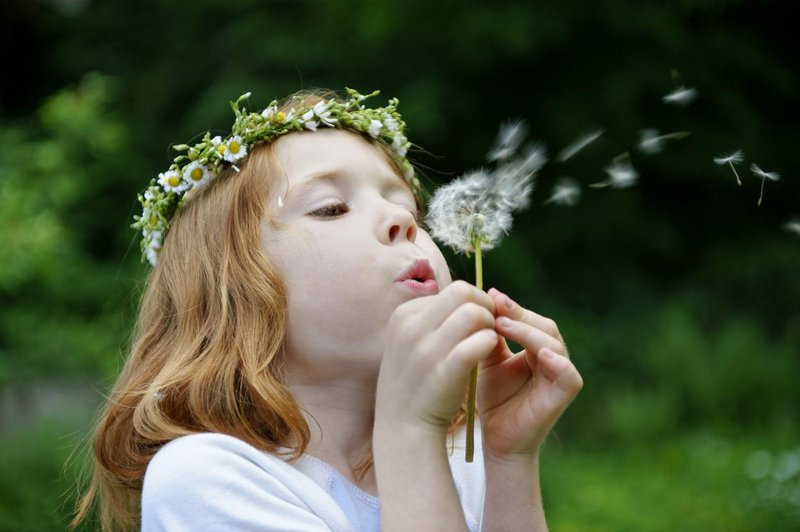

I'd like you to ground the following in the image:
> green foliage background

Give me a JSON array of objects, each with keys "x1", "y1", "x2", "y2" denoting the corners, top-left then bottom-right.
[{"x1": 1, "y1": 0, "x2": 797, "y2": 529}]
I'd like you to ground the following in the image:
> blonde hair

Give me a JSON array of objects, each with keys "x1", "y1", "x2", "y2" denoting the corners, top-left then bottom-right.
[{"x1": 73, "y1": 90, "x2": 462, "y2": 531}]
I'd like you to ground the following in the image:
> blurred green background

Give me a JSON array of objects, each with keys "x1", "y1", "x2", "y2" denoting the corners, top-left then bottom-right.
[{"x1": 1, "y1": 0, "x2": 798, "y2": 530}]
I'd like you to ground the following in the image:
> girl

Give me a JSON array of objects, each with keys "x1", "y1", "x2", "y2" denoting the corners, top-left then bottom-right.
[{"x1": 74, "y1": 89, "x2": 583, "y2": 531}]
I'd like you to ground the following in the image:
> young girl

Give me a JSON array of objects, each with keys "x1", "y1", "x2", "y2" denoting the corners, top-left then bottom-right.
[{"x1": 74, "y1": 88, "x2": 583, "y2": 531}]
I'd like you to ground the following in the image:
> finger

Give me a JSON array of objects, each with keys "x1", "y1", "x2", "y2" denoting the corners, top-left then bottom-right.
[
  {"x1": 419, "y1": 280, "x2": 495, "y2": 328},
  {"x1": 496, "y1": 316, "x2": 567, "y2": 357},
  {"x1": 534, "y1": 347, "x2": 583, "y2": 401},
  {"x1": 434, "y1": 302, "x2": 496, "y2": 352},
  {"x1": 489, "y1": 289, "x2": 564, "y2": 346},
  {"x1": 443, "y1": 328, "x2": 499, "y2": 382}
]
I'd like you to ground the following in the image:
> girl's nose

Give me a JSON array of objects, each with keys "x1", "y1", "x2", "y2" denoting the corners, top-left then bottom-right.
[{"x1": 383, "y1": 204, "x2": 417, "y2": 244}]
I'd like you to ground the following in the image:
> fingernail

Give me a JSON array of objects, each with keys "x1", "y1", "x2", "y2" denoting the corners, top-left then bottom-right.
[
  {"x1": 540, "y1": 348, "x2": 555, "y2": 359},
  {"x1": 498, "y1": 316, "x2": 512, "y2": 327},
  {"x1": 502, "y1": 294, "x2": 515, "y2": 310}
]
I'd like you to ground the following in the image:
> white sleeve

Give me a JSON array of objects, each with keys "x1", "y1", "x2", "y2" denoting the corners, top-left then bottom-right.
[{"x1": 141, "y1": 433, "x2": 353, "y2": 532}]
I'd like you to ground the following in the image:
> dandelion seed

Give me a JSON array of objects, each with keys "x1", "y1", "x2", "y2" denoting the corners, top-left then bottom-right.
[
  {"x1": 638, "y1": 129, "x2": 691, "y2": 155},
  {"x1": 589, "y1": 153, "x2": 638, "y2": 189},
  {"x1": 544, "y1": 177, "x2": 581, "y2": 206},
  {"x1": 713, "y1": 149, "x2": 745, "y2": 186},
  {"x1": 487, "y1": 119, "x2": 528, "y2": 162},
  {"x1": 783, "y1": 217, "x2": 800, "y2": 237},
  {"x1": 751, "y1": 163, "x2": 780, "y2": 206},
  {"x1": 556, "y1": 129, "x2": 604, "y2": 162},
  {"x1": 662, "y1": 86, "x2": 698, "y2": 106}
]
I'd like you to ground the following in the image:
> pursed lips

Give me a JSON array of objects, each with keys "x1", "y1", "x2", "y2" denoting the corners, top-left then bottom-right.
[{"x1": 395, "y1": 258, "x2": 439, "y2": 295}]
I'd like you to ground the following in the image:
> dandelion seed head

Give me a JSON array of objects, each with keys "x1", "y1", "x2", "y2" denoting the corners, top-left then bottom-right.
[
  {"x1": 547, "y1": 177, "x2": 582, "y2": 206},
  {"x1": 662, "y1": 86, "x2": 698, "y2": 106},
  {"x1": 751, "y1": 163, "x2": 780, "y2": 182},
  {"x1": 487, "y1": 119, "x2": 528, "y2": 162},
  {"x1": 426, "y1": 170, "x2": 513, "y2": 253},
  {"x1": 713, "y1": 150, "x2": 744, "y2": 165}
]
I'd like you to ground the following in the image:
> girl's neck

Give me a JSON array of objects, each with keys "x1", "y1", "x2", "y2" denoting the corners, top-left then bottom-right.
[{"x1": 287, "y1": 372, "x2": 378, "y2": 491}]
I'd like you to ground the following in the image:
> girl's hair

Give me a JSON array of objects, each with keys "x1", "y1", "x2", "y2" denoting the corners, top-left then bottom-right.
[
  {"x1": 73, "y1": 90, "x2": 464, "y2": 531},
  {"x1": 73, "y1": 140, "x2": 305, "y2": 530}
]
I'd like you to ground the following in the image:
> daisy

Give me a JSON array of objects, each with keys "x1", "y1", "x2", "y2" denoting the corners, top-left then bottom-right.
[
  {"x1": 223, "y1": 135, "x2": 248, "y2": 162},
  {"x1": 392, "y1": 134, "x2": 408, "y2": 158},
  {"x1": 211, "y1": 135, "x2": 227, "y2": 158},
  {"x1": 368, "y1": 119, "x2": 383, "y2": 139},
  {"x1": 183, "y1": 160, "x2": 212, "y2": 188},
  {"x1": 544, "y1": 177, "x2": 581, "y2": 206},
  {"x1": 713, "y1": 149, "x2": 744, "y2": 186},
  {"x1": 157, "y1": 169, "x2": 188, "y2": 193},
  {"x1": 751, "y1": 163, "x2": 780, "y2": 206},
  {"x1": 662, "y1": 86, "x2": 698, "y2": 106},
  {"x1": 383, "y1": 115, "x2": 399, "y2": 132}
]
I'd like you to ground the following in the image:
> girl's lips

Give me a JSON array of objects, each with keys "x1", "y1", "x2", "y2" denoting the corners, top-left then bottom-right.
[
  {"x1": 395, "y1": 258, "x2": 439, "y2": 295},
  {"x1": 396, "y1": 278, "x2": 440, "y2": 295}
]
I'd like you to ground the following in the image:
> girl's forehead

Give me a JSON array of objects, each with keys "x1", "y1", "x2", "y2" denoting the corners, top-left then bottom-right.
[{"x1": 274, "y1": 130, "x2": 406, "y2": 189}]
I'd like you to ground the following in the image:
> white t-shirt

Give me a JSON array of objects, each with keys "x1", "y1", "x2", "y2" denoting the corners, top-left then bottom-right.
[{"x1": 141, "y1": 429, "x2": 484, "y2": 531}]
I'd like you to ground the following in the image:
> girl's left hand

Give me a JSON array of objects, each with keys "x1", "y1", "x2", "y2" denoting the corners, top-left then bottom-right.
[{"x1": 478, "y1": 288, "x2": 583, "y2": 460}]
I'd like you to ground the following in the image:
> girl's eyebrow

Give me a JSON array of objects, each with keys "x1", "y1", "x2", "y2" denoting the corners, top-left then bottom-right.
[{"x1": 288, "y1": 168, "x2": 410, "y2": 200}]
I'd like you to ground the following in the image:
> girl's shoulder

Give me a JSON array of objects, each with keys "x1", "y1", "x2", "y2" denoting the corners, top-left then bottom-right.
[{"x1": 142, "y1": 433, "x2": 353, "y2": 531}]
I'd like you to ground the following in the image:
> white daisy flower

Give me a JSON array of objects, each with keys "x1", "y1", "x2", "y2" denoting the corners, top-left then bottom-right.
[
  {"x1": 751, "y1": 163, "x2": 781, "y2": 206},
  {"x1": 392, "y1": 134, "x2": 408, "y2": 158},
  {"x1": 144, "y1": 230, "x2": 163, "y2": 267},
  {"x1": 183, "y1": 160, "x2": 212, "y2": 188},
  {"x1": 383, "y1": 116, "x2": 399, "y2": 132},
  {"x1": 261, "y1": 105, "x2": 278, "y2": 119},
  {"x1": 556, "y1": 129, "x2": 604, "y2": 162},
  {"x1": 223, "y1": 135, "x2": 248, "y2": 162},
  {"x1": 302, "y1": 109, "x2": 319, "y2": 131},
  {"x1": 157, "y1": 169, "x2": 188, "y2": 193},
  {"x1": 368, "y1": 119, "x2": 383, "y2": 139},
  {"x1": 211, "y1": 135, "x2": 227, "y2": 158},
  {"x1": 303, "y1": 101, "x2": 336, "y2": 131},
  {"x1": 662, "y1": 86, "x2": 698, "y2": 105},
  {"x1": 544, "y1": 177, "x2": 582, "y2": 206},
  {"x1": 713, "y1": 149, "x2": 744, "y2": 186}
]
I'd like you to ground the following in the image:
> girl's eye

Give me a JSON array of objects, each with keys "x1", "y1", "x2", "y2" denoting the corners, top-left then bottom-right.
[{"x1": 309, "y1": 203, "x2": 349, "y2": 218}]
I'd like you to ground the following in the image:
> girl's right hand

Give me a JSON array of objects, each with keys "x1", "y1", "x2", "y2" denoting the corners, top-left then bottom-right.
[{"x1": 375, "y1": 280, "x2": 498, "y2": 435}]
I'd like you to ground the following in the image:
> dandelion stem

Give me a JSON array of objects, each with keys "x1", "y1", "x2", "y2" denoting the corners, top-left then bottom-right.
[
  {"x1": 466, "y1": 238, "x2": 483, "y2": 463},
  {"x1": 758, "y1": 177, "x2": 766, "y2": 206},
  {"x1": 729, "y1": 162, "x2": 742, "y2": 186}
]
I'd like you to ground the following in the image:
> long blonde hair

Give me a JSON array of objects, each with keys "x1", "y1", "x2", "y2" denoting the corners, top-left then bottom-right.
[
  {"x1": 72, "y1": 139, "x2": 312, "y2": 530},
  {"x1": 73, "y1": 90, "x2": 463, "y2": 531}
]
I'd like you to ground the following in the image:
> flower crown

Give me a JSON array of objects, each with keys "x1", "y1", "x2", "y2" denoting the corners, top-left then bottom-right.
[{"x1": 132, "y1": 88, "x2": 421, "y2": 266}]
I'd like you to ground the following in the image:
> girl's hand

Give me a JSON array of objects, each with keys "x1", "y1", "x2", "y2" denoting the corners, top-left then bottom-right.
[
  {"x1": 479, "y1": 288, "x2": 583, "y2": 460},
  {"x1": 376, "y1": 281, "x2": 498, "y2": 435}
]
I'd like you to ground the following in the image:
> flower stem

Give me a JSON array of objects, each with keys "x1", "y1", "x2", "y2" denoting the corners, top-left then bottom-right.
[{"x1": 466, "y1": 239, "x2": 483, "y2": 462}]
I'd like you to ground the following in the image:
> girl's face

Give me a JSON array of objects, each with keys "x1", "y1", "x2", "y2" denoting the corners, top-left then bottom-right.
[{"x1": 262, "y1": 129, "x2": 451, "y2": 375}]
